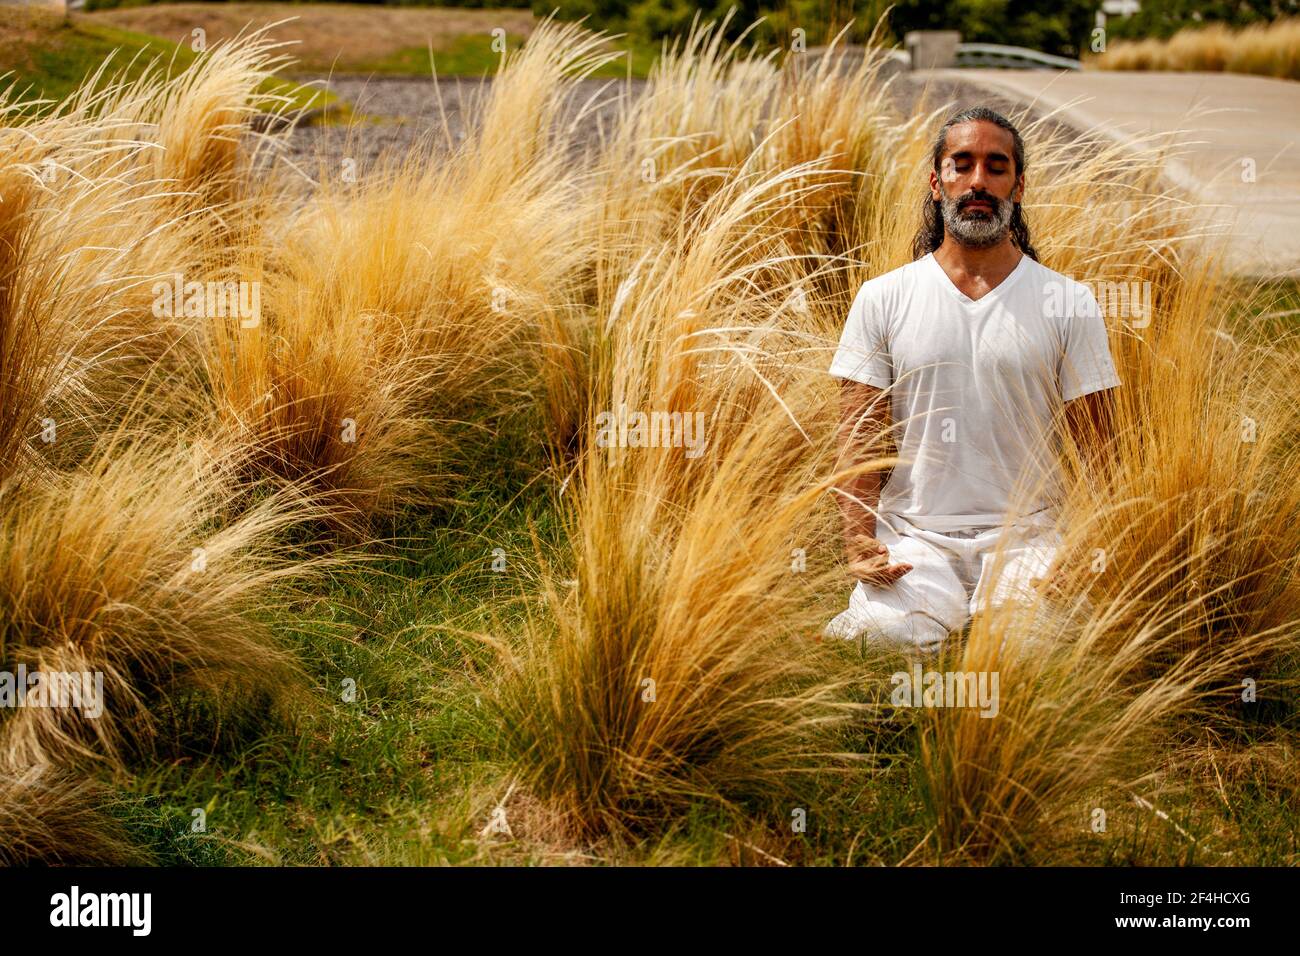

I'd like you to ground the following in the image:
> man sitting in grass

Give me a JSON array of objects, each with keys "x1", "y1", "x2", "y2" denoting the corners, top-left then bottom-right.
[{"x1": 825, "y1": 106, "x2": 1119, "y2": 654}]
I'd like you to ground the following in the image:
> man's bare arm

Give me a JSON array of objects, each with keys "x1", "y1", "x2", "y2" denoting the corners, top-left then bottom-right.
[
  {"x1": 1062, "y1": 387, "x2": 1116, "y2": 476},
  {"x1": 1034, "y1": 387, "x2": 1118, "y2": 598},
  {"x1": 835, "y1": 380, "x2": 911, "y2": 585}
]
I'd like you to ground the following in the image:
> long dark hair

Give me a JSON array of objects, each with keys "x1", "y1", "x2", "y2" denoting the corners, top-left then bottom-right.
[{"x1": 910, "y1": 106, "x2": 1040, "y2": 262}]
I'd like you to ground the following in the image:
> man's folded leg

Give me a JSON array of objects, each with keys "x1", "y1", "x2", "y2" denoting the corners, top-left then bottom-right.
[
  {"x1": 966, "y1": 527, "x2": 1072, "y2": 653},
  {"x1": 970, "y1": 527, "x2": 1060, "y2": 613}
]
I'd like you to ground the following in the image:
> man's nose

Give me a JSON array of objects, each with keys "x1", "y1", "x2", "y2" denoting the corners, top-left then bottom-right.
[{"x1": 967, "y1": 162, "x2": 990, "y2": 191}]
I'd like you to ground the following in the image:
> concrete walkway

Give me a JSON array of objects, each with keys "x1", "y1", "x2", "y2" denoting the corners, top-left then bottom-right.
[{"x1": 914, "y1": 69, "x2": 1300, "y2": 279}]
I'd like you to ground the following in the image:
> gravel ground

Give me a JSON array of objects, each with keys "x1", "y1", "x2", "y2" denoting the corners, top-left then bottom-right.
[
  {"x1": 271, "y1": 56, "x2": 1086, "y2": 185},
  {"x1": 277, "y1": 74, "x2": 649, "y2": 182}
]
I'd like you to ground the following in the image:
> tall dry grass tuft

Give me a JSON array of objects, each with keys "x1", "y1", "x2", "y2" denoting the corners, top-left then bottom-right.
[
  {"x1": 588, "y1": 13, "x2": 898, "y2": 241},
  {"x1": 0, "y1": 767, "x2": 141, "y2": 865},
  {"x1": 202, "y1": 155, "x2": 586, "y2": 535},
  {"x1": 512, "y1": 14, "x2": 1300, "y2": 856},
  {"x1": 0, "y1": 32, "x2": 342, "y2": 849},
  {"x1": 462, "y1": 14, "x2": 625, "y2": 178},
  {"x1": 542, "y1": 14, "x2": 907, "y2": 456},
  {"x1": 911, "y1": 592, "x2": 1278, "y2": 863},
  {"x1": 0, "y1": 157, "x2": 51, "y2": 485},
  {"x1": 761, "y1": 21, "x2": 902, "y2": 262},
  {"x1": 913, "y1": 250, "x2": 1300, "y2": 865},
  {"x1": 915, "y1": 415, "x2": 1299, "y2": 865},
  {"x1": 0, "y1": 425, "x2": 335, "y2": 771},
  {"x1": 56, "y1": 25, "x2": 301, "y2": 219},
  {"x1": 496, "y1": 156, "x2": 876, "y2": 839},
  {"x1": 1053, "y1": 259, "x2": 1300, "y2": 672},
  {"x1": 0, "y1": 139, "x2": 209, "y2": 475},
  {"x1": 0, "y1": 31, "x2": 306, "y2": 473},
  {"x1": 601, "y1": 9, "x2": 780, "y2": 221},
  {"x1": 1090, "y1": 18, "x2": 1300, "y2": 80},
  {"x1": 497, "y1": 384, "x2": 864, "y2": 840},
  {"x1": 198, "y1": 18, "x2": 616, "y2": 535}
]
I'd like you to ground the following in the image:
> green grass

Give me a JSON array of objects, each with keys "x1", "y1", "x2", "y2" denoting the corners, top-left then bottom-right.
[
  {"x1": 0, "y1": 14, "x2": 334, "y2": 115},
  {"x1": 100, "y1": 413, "x2": 909, "y2": 865},
  {"x1": 109, "y1": 521, "x2": 1295, "y2": 867},
  {"x1": 356, "y1": 31, "x2": 660, "y2": 79},
  {"x1": 104, "y1": 593, "x2": 1300, "y2": 865},
  {"x1": 116, "y1": 520, "x2": 526, "y2": 863},
  {"x1": 111, "y1": 415, "x2": 562, "y2": 865},
  {"x1": 100, "y1": 397, "x2": 1300, "y2": 865},
  {"x1": 1236, "y1": 278, "x2": 1300, "y2": 341}
]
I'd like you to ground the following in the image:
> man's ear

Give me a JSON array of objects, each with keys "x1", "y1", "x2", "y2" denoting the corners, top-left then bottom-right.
[
  {"x1": 1013, "y1": 173, "x2": 1025, "y2": 204},
  {"x1": 929, "y1": 167, "x2": 942, "y2": 202}
]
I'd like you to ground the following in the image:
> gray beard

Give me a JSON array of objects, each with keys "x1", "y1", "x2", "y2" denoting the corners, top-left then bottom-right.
[{"x1": 940, "y1": 191, "x2": 1015, "y2": 249}]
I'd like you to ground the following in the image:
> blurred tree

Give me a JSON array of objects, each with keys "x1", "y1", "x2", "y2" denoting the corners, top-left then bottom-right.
[
  {"x1": 1103, "y1": 0, "x2": 1299, "y2": 40},
  {"x1": 536, "y1": 0, "x2": 1099, "y2": 54},
  {"x1": 538, "y1": 0, "x2": 897, "y2": 47},
  {"x1": 887, "y1": 0, "x2": 1096, "y2": 58}
]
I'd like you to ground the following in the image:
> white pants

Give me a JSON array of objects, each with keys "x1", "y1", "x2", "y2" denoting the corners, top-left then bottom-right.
[{"x1": 824, "y1": 516, "x2": 1059, "y2": 654}]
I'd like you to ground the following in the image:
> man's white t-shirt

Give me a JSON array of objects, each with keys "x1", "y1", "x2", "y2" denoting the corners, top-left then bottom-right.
[{"x1": 829, "y1": 251, "x2": 1121, "y2": 533}]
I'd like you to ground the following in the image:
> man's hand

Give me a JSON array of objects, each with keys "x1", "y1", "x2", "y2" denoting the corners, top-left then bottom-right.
[
  {"x1": 1031, "y1": 553, "x2": 1077, "y2": 601},
  {"x1": 834, "y1": 381, "x2": 909, "y2": 587},
  {"x1": 846, "y1": 533, "x2": 913, "y2": 586}
]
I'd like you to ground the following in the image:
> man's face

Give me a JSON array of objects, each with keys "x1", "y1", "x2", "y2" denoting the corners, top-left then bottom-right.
[{"x1": 930, "y1": 120, "x2": 1024, "y2": 249}]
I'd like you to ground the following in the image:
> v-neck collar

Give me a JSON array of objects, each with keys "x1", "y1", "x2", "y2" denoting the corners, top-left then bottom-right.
[{"x1": 926, "y1": 251, "x2": 1029, "y2": 307}]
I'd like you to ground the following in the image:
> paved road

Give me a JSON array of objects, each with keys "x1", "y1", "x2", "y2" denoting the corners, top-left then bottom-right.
[{"x1": 916, "y1": 69, "x2": 1300, "y2": 279}]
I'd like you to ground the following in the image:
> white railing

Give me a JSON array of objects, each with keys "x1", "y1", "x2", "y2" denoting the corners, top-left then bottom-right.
[
  {"x1": 803, "y1": 43, "x2": 1083, "y2": 72},
  {"x1": 955, "y1": 44, "x2": 1083, "y2": 70}
]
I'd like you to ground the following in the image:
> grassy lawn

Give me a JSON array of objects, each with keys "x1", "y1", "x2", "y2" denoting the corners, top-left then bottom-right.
[
  {"x1": 82, "y1": 3, "x2": 660, "y2": 78},
  {"x1": 115, "y1": 488, "x2": 1299, "y2": 865},
  {"x1": 1, "y1": 5, "x2": 656, "y2": 122},
  {"x1": 0, "y1": 11, "x2": 333, "y2": 113},
  {"x1": 106, "y1": 308, "x2": 1300, "y2": 866},
  {"x1": 103, "y1": 416, "x2": 922, "y2": 866},
  {"x1": 115, "y1": 420, "x2": 562, "y2": 866},
  {"x1": 361, "y1": 32, "x2": 661, "y2": 80}
]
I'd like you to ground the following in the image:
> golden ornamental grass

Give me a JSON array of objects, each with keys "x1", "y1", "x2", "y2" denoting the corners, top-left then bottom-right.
[
  {"x1": 0, "y1": 13, "x2": 1295, "y2": 862},
  {"x1": 1090, "y1": 17, "x2": 1300, "y2": 80}
]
